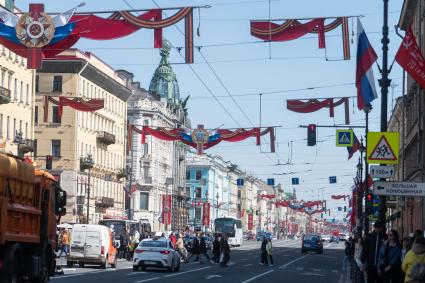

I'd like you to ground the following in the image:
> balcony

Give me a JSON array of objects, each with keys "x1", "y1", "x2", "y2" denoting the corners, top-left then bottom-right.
[
  {"x1": 137, "y1": 176, "x2": 153, "y2": 191},
  {"x1": 96, "y1": 131, "x2": 116, "y2": 146},
  {"x1": 95, "y1": 197, "x2": 114, "y2": 208},
  {"x1": 0, "y1": 86, "x2": 11, "y2": 104}
]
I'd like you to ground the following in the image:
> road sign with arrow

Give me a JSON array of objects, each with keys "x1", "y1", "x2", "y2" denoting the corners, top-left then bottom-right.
[{"x1": 370, "y1": 165, "x2": 395, "y2": 178}]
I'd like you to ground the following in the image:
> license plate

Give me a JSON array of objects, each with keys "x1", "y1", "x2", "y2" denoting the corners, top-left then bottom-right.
[{"x1": 144, "y1": 261, "x2": 156, "y2": 265}]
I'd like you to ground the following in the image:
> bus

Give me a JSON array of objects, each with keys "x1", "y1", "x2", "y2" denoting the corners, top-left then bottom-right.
[
  {"x1": 214, "y1": 217, "x2": 243, "y2": 247},
  {"x1": 98, "y1": 219, "x2": 151, "y2": 247}
]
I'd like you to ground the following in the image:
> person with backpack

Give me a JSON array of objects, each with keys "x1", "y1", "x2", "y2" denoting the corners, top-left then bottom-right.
[
  {"x1": 402, "y1": 237, "x2": 425, "y2": 283},
  {"x1": 378, "y1": 229, "x2": 403, "y2": 283}
]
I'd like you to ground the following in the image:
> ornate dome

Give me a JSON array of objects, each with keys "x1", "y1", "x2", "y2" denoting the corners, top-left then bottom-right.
[{"x1": 149, "y1": 40, "x2": 181, "y2": 105}]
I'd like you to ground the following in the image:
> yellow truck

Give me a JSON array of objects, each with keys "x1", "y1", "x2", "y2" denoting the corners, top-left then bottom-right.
[{"x1": 0, "y1": 152, "x2": 67, "y2": 282}]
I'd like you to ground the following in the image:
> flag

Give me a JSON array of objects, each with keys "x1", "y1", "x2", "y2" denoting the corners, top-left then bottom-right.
[
  {"x1": 347, "y1": 133, "x2": 360, "y2": 160},
  {"x1": 0, "y1": 5, "x2": 17, "y2": 27},
  {"x1": 52, "y1": 3, "x2": 85, "y2": 28},
  {"x1": 395, "y1": 27, "x2": 425, "y2": 89},
  {"x1": 356, "y1": 19, "x2": 378, "y2": 110}
]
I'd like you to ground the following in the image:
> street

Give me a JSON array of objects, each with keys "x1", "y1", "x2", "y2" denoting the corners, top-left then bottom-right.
[{"x1": 53, "y1": 239, "x2": 346, "y2": 283}]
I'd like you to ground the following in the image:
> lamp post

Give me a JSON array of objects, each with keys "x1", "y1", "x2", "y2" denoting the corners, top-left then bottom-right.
[{"x1": 80, "y1": 153, "x2": 94, "y2": 224}]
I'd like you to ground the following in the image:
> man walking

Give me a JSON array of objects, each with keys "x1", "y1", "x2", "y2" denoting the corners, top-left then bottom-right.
[
  {"x1": 199, "y1": 232, "x2": 211, "y2": 264},
  {"x1": 212, "y1": 234, "x2": 221, "y2": 263},
  {"x1": 187, "y1": 233, "x2": 200, "y2": 262},
  {"x1": 260, "y1": 237, "x2": 268, "y2": 265},
  {"x1": 220, "y1": 234, "x2": 230, "y2": 267},
  {"x1": 361, "y1": 221, "x2": 387, "y2": 283}
]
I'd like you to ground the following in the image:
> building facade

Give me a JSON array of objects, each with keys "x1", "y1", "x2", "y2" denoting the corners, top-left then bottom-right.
[
  {"x1": 127, "y1": 42, "x2": 190, "y2": 232},
  {"x1": 34, "y1": 49, "x2": 131, "y2": 224}
]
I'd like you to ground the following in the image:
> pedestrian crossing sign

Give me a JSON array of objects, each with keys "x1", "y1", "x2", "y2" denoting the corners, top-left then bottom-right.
[
  {"x1": 367, "y1": 132, "x2": 399, "y2": 164},
  {"x1": 336, "y1": 129, "x2": 353, "y2": 147}
]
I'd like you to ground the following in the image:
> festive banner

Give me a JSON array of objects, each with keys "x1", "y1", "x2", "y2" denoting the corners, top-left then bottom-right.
[
  {"x1": 260, "y1": 194, "x2": 276, "y2": 199},
  {"x1": 286, "y1": 97, "x2": 350, "y2": 124},
  {"x1": 0, "y1": 4, "x2": 194, "y2": 68},
  {"x1": 250, "y1": 17, "x2": 350, "y2": 60},
  {"x1": 132, "y1": 124, "x2": 275, "y2": 155},
  {"x1": 42, "y1": 96, "x2": 104, "y2": 122},
  {"x1": 248, "y1": 213, "x2": 254, "y2": 230},
  {"x1": 202, "y1": 202, "x2": 210, "y2": 227},
  {"x1": 331, "y1": 195, "x2": 349, "y2": 200},
  {"x1": 162, "y1": 195, "x2": 172, "y2": 225},
  {"x1": 395, "y1": 27, "x2": 425, "y2": 90}
]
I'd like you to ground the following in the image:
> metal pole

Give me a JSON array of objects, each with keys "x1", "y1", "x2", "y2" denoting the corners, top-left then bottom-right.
[
  {"x1": 87, "y1": 167, "x2": 91, "y2": 224},
  {"x1": 364, "y1": 110, "x2": 370, "y2": 234},
  {"x1": 378, "y1": 0, "x2": 391, "y2": 223}
]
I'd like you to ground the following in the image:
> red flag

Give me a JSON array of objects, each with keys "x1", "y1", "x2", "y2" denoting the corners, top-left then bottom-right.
[{"x1": 395, "y1": 27, "x2": 425, "y2": 89}]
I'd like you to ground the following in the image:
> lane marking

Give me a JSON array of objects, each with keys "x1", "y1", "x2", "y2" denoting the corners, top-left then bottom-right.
[
  {"x1": 240, "y1": 270, "x2": 274, "y2": 283},
  {"x1": 243, "y1": 264, "x2": 253, "y2": 267},
  {"x1": 279, "y1": 255, "x2": 308, "y2": 269},
  {"x1": 127, "y1": 272, "x2": 147, "y2": 276},
  {"x1": 51, "y1": 274, "x2": 83, "y2": 280},
  {"x1": 135, "y1": 277, "x2": 160, "y2": 283},
  {"x1": 61, "y1": 268, "x2": 77, "y2": 271},
  {"x1": 164, "y1": 266, "x2": 211, "y2": 278}
]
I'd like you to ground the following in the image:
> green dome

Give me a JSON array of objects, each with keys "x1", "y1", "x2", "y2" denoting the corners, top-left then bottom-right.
[{"x1": 149, "y1": 40, "x2": 181, "y2": 105}]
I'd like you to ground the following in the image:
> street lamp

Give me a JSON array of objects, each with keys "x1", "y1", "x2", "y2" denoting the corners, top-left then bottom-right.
[{"x1": 80, "y1": 153, "x2": 94, "y2": 224}]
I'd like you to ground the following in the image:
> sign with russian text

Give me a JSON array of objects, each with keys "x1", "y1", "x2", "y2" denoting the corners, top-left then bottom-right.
[
  {"x1": 370, "y1": 165, "x2": 395, "y2": 178},
  {"x1": 374, "y1": 181, "x2": 425, "y2": 197}
]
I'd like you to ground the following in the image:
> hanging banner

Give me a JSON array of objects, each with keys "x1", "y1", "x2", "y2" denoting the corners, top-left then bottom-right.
[
  {"x1": 248, "y1": 213, "x2": 254, "y2": 230},
  {"x1": 202, "y1": 202, "x2": 210, "y2": 227},
  {"x1": 286, "y1": 98, "x2": 350, "y2": 124},
  {"x1": 162, "y1": 195, "x2": 172, "y2": 225},
  {"x1": 395, "y1": 27, "x2": 425, "y2": 90}
]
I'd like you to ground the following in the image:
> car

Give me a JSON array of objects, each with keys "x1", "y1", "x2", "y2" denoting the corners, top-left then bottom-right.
[
  {"x1": 133, "y1": 238, "x2": 180, "y2": 272},
  {"x1": 339, "y1": 234, "x2": 349, "y2": 241},
  {"x1": 256, "y1": 232, "x2": 272, "y2": 241},
  {"x1": 301, "y1": 234, "x2": 323, "y2": 254},
  {"x1": 322, "y1": 234, "x2": 331, "y2": 242}
]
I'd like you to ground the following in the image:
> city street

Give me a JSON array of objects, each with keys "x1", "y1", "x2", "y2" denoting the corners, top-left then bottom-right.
[{"x1": 53, "y1": 239, "x2": 346, "y2": 283}]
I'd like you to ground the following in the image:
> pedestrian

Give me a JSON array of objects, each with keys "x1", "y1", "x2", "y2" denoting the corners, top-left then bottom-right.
[
  {"x1": 220, "y1": 234, "x2": 230, "y2": 267},
  {"x1": 361, "y1": 221, "x2": 387, "y2": 283},
  {"x1": 343, "y1": 240, "x2": 354, "y2": 272},
  {"x1": 199, "y1": 232, "x2": 211, "y2": 264},
  {"x1": 260, "y1": 236, "x2": 268, "y2": 265},
  {"x1": 176, "y1": 233, "x2": 188, "y2": 263},
  {"x1": 354, "y1": 237, "x2": 366, "y2": 282},
  {"x1": 212, "y1": 234, "x2": 221, "y2": 263},
  {"x1": 59, "y1": 229, "x2": 70, "y2": 257},
  {"x1": 187, "y1": 233, "x2": 200, "y2": 262},
  {"x1": 402, "y1": 237, "x2": 425, "y2": 283},
  {"x1": 402, "y1": 237, "x2": 411, "y2": 262},
  {"x1": 119, "y1": 228, "x2": 130, "y2": 259},
  {"x1": 266, "y1": 238, "x2": 274, "y2": 266},
  {"x1": 169, "y1": 232, "x2": 177, "y2": 249},
  {"x1": 378, "y1": 229, "x2": 403, "y2": 283}
]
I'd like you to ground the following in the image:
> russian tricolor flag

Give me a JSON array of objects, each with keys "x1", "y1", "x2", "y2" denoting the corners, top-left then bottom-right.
[{"x1": 356, "y1": 19, "x2": 378, "y2": 111}]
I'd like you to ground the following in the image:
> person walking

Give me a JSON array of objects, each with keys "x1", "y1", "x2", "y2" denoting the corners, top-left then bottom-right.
[
  {"x1": 212, "y1": 234, "x2": 221, "y2": 264},
  {"x1": 402, "y1": 237, "x2": 425, "y2": 283},
  {"x1": 220, "y1": 234, "x2": 230, "y2": 267},
  {"x1": 169, "y1": 232, "x2": 177, "y2": 249},
  {"x1": 187, "y1": 233, "x2": 200, "y2": 262},
  {"x1": 361, "y1": 221, "x2": 387, "y2": 283},
  {"x1": 343, "y1": 240, "x2": 355, "y2": 272},
  {"x1": 176, "y1": 233, "x2": 188, "y2": 263},
  {"x1": 260, "y1": 237, "x2": 268, "y2": 265},
  {"x1": 378, "y1": 229, "x2": 403, "y2": 283},
  {"x1": 119, "y1": 229, "x2": 130, "y2": 259},
  {"x1": 59, "y1": 229, "x2": 70, "y2": 257},
  {"x1": 199, "y1": 232, "x2": 211, "y2": 264},
  {"x1": 266, "y1": 238, "x2": 274, "y2": 266}
]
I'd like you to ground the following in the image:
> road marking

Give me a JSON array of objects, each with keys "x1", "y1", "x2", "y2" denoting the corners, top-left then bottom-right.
[
  {"x1": 243, "y1": 263, "x2": 253, "y2": 267},
  {"x1": 164, "y1": 266, "x2": 211, "y2": 278},
  {"x1": 313, "y1": 268, "x2": 322, "y2": 272},
  {"x1": 279, "y1": 255, "x2": 308, "y2": 269},
  {"x1": 301, "y1": 272, "x2": 325, "y2": 276},
  {"x1": 206, "y1": 275, "x2": 222, "y2": 279},
  {"x1": 240, "y1": 270, "x2": 274, "y2": 283},
  {"x1": 61, "y1": 268, "x2": 77, "y2": 271},
  {"x1": 135, "y1": 277, "x2": 160, "y2": 283},
  {"x1": 51, "y1": 274, "x2": 83, "y2": 280},
  {"x1": 127, "y1": 272, "x2": 147, "y2": 276}
]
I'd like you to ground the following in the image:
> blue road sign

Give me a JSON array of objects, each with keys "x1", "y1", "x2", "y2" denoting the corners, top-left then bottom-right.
[
  {"x1": 267, "y1": 178, "x2": 275, "y2": 186},
  {"x1": 329, "y1": 176, "x2": 337, "y2": 184},
  {"x1": 237, "y1": 178, "x2": 244, "y2": 186},
  {"x1": 292, "y1": 178, "x2": 299, "y2": 185}
]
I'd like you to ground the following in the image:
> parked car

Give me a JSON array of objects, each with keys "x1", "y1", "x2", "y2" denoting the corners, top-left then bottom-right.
[
  {"x1": 256, "y1": 232, "x2": 272, "y2": 241},
  {"x1": 322, "y1": 234, "x2": 331, "y2": 242},
  {"x1": 301, "y1": 234, "x2": 323, "y2": 254},
  {"x1": 133, "y1": 238, "x2": 180, "y2": 272},
  {"x1": 67, "y1": 224, "x2": 118, "y2": 269}
]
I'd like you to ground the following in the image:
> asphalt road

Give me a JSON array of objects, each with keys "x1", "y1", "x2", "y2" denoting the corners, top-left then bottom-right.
[{"x1": 52, "y1": 239, "x2": 347, "y2": 283}]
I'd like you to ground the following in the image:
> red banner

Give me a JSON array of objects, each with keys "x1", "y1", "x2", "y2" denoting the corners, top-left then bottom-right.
[
  {"x1": 202, "y1": 202, "x2": 210, "y2": 227},
  {"x1": 395, "y1": 27, "x2": 425, "y2": 89},
  {"x1": 248, "y1": 213, "x2": 254, "y2": 230},
  {"x1": 162, "y1": 195, "x2": 172, "y2": 225},
  {"x1": 58, "y1": 97, "x2": 104, "y2": 116}
]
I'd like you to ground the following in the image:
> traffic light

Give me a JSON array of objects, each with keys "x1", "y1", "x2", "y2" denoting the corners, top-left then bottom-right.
[
  {"x1": 344, "y1": 206, "x2": 347, "y2": 212},
  {"x1": 366, "y1": 193, "x2": 373, "y2": 206},
  {"x1": 307, "y1": 124, "x2": 316, "y2": 146},
  {"x1": 46, "y1": 155, "x2": 53, "y2": 170}
]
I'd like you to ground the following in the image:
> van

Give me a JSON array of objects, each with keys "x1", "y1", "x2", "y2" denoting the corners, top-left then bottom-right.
[{"x1": 67, "y1": 224, "x2": 118, "y2": 269}]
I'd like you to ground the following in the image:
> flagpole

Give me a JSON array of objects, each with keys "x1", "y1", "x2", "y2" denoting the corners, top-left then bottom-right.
[
  {"x1": 364, "y1": 108, "x2": 370, "y2": 234},
  {"x1": 378, "y1": 0, "x2": 391, "y2": 223}
]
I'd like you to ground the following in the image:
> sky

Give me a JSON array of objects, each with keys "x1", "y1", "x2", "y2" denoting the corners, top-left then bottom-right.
[{"x1": 15, "y1": 0, "x2": 405, "y2": 219}]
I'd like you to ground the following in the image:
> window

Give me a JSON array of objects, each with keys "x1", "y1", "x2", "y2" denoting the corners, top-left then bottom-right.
[
  {"x1": 25, "y1": 84, "x2": 29, "y2": 104},
  {"x1": 19, "y1": 120, "x2": 22, "y2": 133},
  {"x1": 13, "y1": 78, "x2": 16, "y2": 100},
  {"x1": 25, "y1": 123, "x2": 28, "y2": 139},
  {"x1": 196, "y1": 170, "x2": 202, "y2": 180},
  {"x1": 19, "y1": 81, "x2": 22, "y2": 102},
  {"x1": 52, "y1": 140, "x2": 61, "y2": 157},
  {"x1": 141, "y1": 143, "x2": 148, "y2": 157},
  {"x1": 6, "y1": 116, "x2": 9, "y2": 139},
  {"x1": 13, "y1": 118, "x2": 15, "y2": 139},
  {"x1": 140, "y1": 193, "x2": 149, "y2": 210},
  {"x1": 33, "y1": 139, "x2": 37, "y2": 158},
  {"x1": 7, "y1": 73, "x2": 10, "y2": 89},
  {"x1": 186, "y1": 171, "x2": 190, "y2": 180},
  {"x1": 34, "y1": 106, "x2": 38, "y2": 124},
  {"x1": 35, "y1": 75, "x2": 39, "y2": 92},
  {"x1": 195, "y1": 187, "x2": 202, "y2": 198},
  {"x1": 53, "y1": 76, "x2": 62, "y2": 92},
  {"x1": 52, "y1": 106, "x2": 61, "y2": 123},
  {"x1": 1, "y1": 72, "x2": 4, "y2": 88}
]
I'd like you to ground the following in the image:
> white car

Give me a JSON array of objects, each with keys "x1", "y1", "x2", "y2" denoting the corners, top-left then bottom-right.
[
  {"x1": 322, "y1": 234, "x2": 331, "y2": 241},
  {"x1": 133, "y1": 238, "x2": 180, "y2": 272}
]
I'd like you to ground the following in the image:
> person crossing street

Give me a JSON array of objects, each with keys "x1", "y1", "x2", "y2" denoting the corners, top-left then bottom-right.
[{"x1": 199, "y1": 232, "x2": 211, "y2": 264}]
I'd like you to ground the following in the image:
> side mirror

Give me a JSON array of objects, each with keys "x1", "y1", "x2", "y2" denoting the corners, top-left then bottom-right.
[{"x1": 54, "y1": 183, "x2": 67, "y2": 215}]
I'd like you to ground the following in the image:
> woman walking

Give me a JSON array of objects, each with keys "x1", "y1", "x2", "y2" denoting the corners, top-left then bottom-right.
[
  {"x1": 266, "y1": 238, "x2": 274, "y2": 266},
  {"x1": 378, "y1": 229, "x2": 403, "y2": 283}
]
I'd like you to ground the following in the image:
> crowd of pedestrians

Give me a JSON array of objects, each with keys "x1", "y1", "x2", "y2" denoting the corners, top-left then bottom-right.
[{"x1": 348, "y1": 221, "x2": 425, "y2": 283}]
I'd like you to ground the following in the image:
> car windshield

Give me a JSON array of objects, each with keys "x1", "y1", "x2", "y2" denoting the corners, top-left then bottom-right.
[
  {"x1": 304, "y1": 235, "x2": 318, "y2": 242},
  {"x1": 140, "y1": 240, "x2": 168, "y2": 248}
]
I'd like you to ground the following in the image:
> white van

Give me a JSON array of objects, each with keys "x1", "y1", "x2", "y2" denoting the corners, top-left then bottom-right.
[{"x1": 67, "y1": 224, "x2": 117, "y2": 269}]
